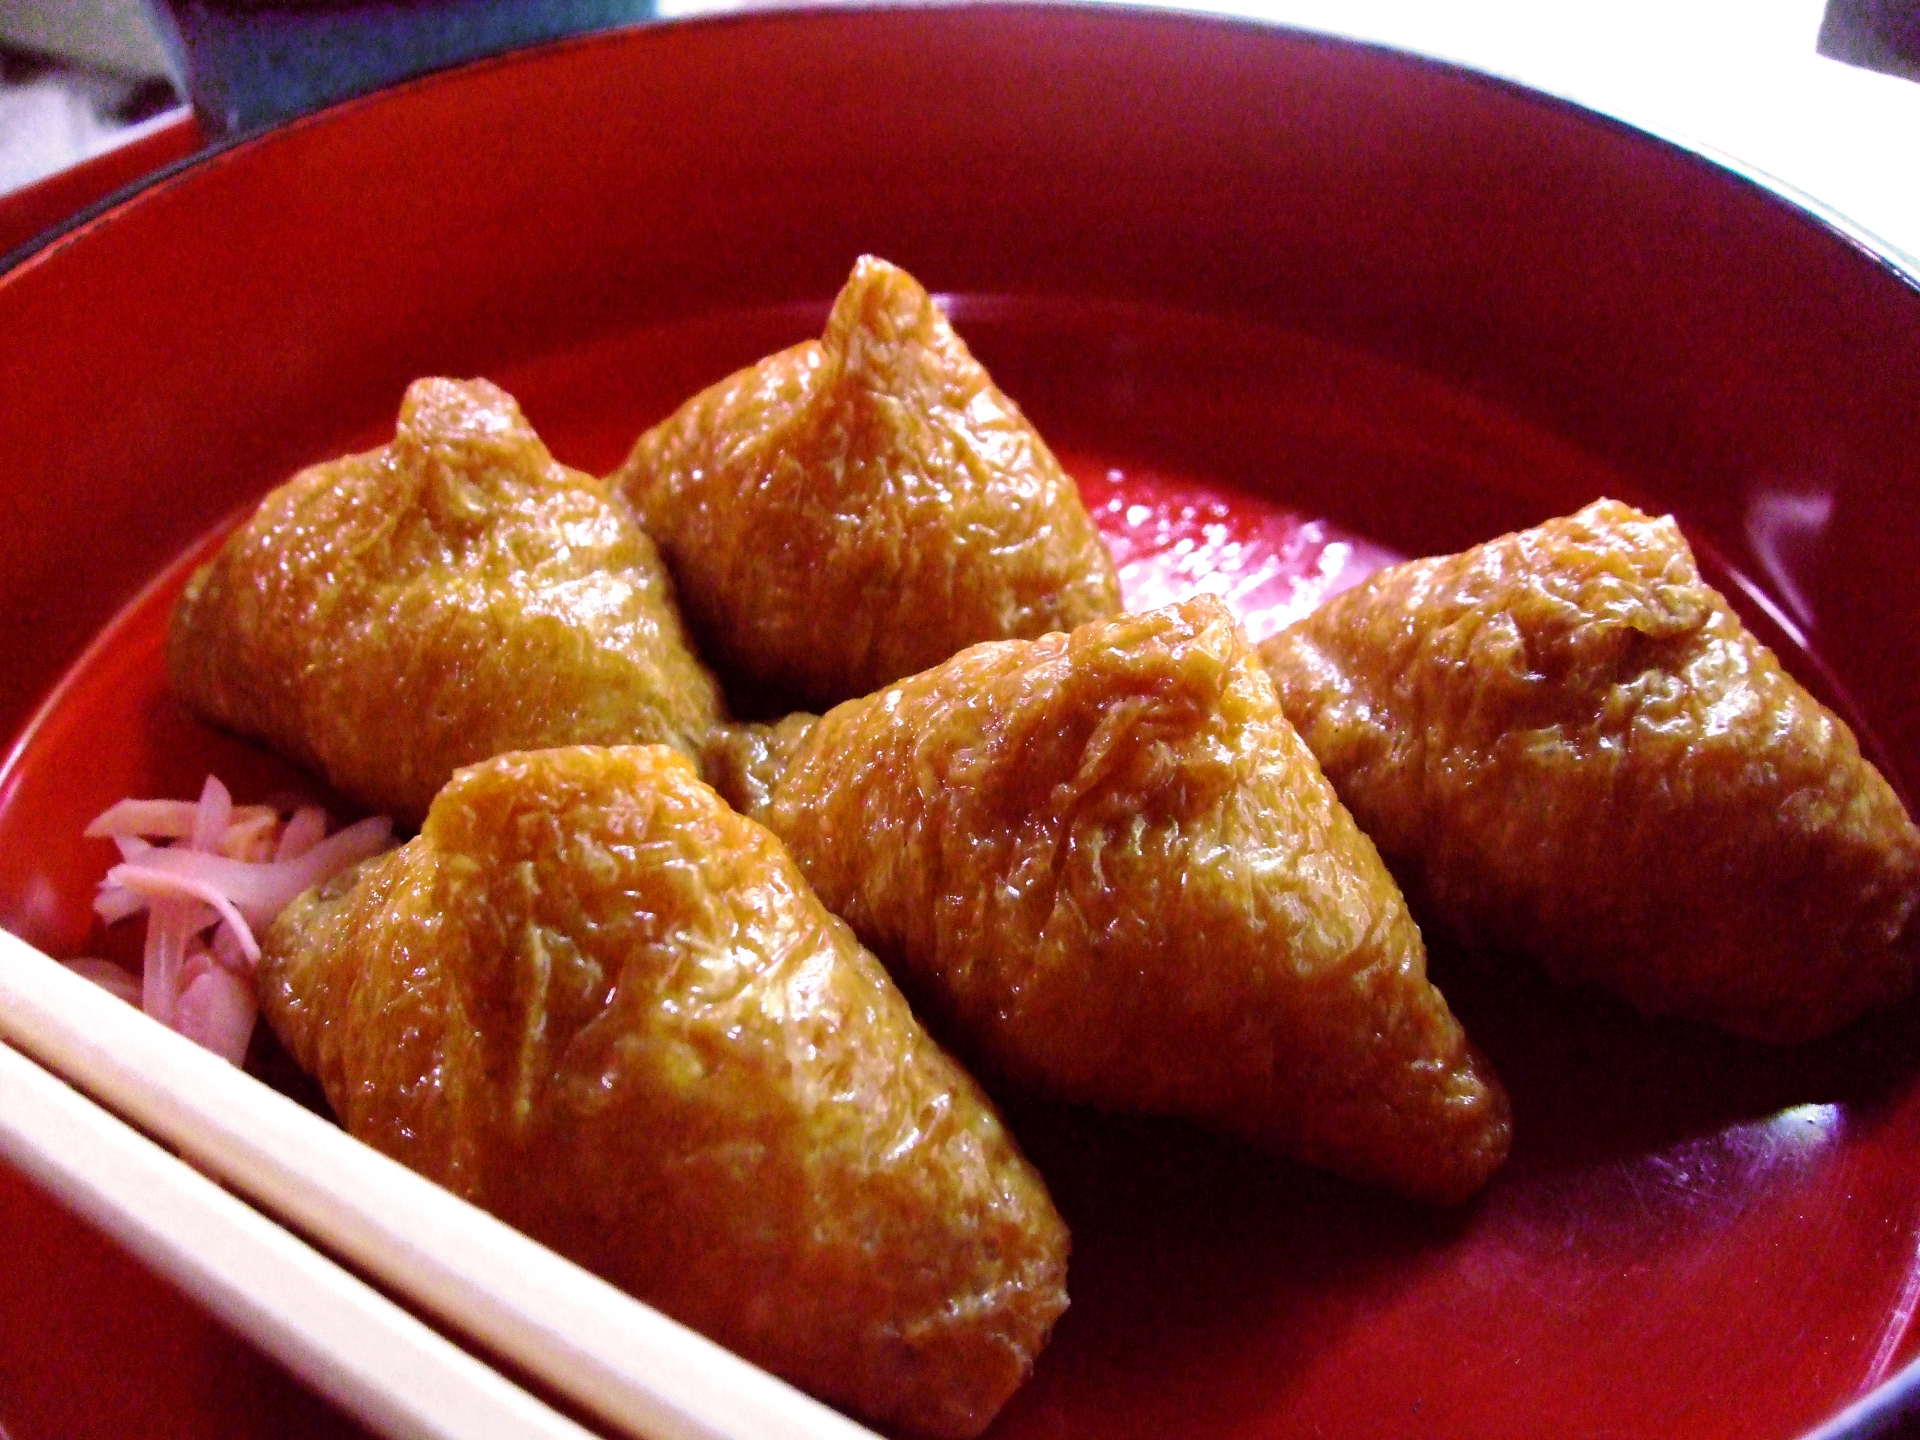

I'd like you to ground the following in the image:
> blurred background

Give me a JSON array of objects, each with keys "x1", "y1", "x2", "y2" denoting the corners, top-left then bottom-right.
[{"x1": 0, "y1": 0, "x2": 175, "y2": 197}]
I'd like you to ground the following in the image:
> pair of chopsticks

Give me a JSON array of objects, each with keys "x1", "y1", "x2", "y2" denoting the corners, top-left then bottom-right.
[
  {"x1": 0, "y1": 1033, "x2": 582, "y2": 1440},
  {"x1": 0, "y1": 930, "x2": 881, "y2": 1440}
]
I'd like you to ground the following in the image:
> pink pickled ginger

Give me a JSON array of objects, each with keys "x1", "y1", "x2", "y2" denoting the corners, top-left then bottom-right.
[{"x1": 74, "y1": 776, "x2": 391, "y2": 1064}]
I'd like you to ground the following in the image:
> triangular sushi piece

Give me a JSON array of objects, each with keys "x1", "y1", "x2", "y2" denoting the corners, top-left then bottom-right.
[
  {"x1": 709, "y1": 598, "x2": 1511, "y2": 1204},
  {"x1": 262, "y1": 744, "x2": 1069, "y2": 1439},
  {"x1": 1259, "y1": 499, "x2": 1920, "y2": 1042},
  {"x1": 613, "y1": 255, "x2": 1121, "y2": 711},
  {"x1": 170, "y1": 378, "x2": 723, "y2": 825}
]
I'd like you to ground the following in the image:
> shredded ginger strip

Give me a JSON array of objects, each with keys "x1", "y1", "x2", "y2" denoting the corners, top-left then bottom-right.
[{"x1": 71, "y1": 776, "x2": 392, "y2": 1065}]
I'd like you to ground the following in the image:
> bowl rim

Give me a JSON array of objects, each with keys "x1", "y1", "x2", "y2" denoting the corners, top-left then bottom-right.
[{"x1": 4, "y1": 2, "x2": 1919, "y2": 296}]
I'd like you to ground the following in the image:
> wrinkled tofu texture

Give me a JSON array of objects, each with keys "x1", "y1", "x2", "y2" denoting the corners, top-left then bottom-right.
[
  {"x1": 1259, "y1": 499, "x2": 1920, "y2": 1043},
  {"x1": 613, "y1": 255, "x2": 1122, "y2": 711},
  {"x1": 260, "y1": 745, "x2": 1069, "y2": 1440},
  {"x1": 711, "y1": 598, "x2": 1512, "y2": 1205},
  {"x1": 168, "y1": 378, "x2": 724, "y2": 825}
]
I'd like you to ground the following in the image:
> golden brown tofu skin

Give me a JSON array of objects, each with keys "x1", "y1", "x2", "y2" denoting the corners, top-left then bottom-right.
[
  {"x1": 717, "y1": 598, "x2": 1512, "y2": 1205},
  {"x1": 1258, "y1": 499, "x2": 1920, "y2": 1043},
  {"x1": 612, "y1": 255, "x2": 1122, "y2": 711},
  {"x1": 168, "y1": 378, "x2": 724, "y2": 826},
  {"x1": 261, "y1": 745, "x2": 1069, "y2": 1440}
]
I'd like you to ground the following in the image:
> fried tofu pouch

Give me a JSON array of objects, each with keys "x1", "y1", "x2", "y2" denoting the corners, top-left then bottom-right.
[
  {"x1": 612, "y1": 255, "x2": 1122, "y2": 711},
  {"x1": 1258, "y1": 499, "x2": 1920, "y2": 1043},
  {"x1": 706, "y1": 597, "x2": 1512, "y2": 1205},
  {"x1": 168, "y1": 378, "x2": 724, "y2": 826},
  {"x1": 259, "y1": 745, "x2": 1069, "y2": 1440}
]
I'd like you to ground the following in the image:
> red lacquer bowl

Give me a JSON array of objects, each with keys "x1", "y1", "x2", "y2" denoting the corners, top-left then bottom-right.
[{"x1": 3, "y1": 9, "x2": 1919, "y2": 1439}]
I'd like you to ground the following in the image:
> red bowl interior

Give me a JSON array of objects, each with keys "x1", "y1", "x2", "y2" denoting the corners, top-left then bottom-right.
[{"x1": 3, "y1": 8, "x2": 1919, "y2": 1439}]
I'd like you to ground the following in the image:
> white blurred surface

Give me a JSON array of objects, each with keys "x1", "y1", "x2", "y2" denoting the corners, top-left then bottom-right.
[
  {"x1": 0, "y1": 0, "x2": 170, "y2": 78},
  {"x1": 0, "y1": 69, "x2": 148, "y2": 194},
  {"x1": 0, "y1": 0, "x2": 176, "y2": 199}
]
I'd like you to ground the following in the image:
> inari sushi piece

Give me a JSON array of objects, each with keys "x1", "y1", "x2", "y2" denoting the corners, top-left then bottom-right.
[
  {"x1": 1258, "y1": 499, "x2": 1920, "y2": 1043},
  {"x1": 260, "y1": 744, "x2": 1069, "y2": 1440},
  {"x1": 706, "y1": 597, "x2": 1512, "y2": 1205},
  {"x1": 169, "y1": 378, "x2": 724, "y2": 826},
  {"x1": 612, "y1": 255, "x2": 1122, "y2": 711}
]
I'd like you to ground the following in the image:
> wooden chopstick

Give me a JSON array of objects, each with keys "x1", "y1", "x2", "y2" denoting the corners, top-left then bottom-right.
[
  {"x1": 0, "y1": 932, "x2": 881, "y2": 1440},
  {"x1": 0, "y1": 1035, "x2": 598, "y2": 1440}
]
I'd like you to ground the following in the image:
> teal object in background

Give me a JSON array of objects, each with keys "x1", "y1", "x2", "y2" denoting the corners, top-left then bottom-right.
[{"x1": 145, "y1": 0, "x2": 656, "y2": 135}]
